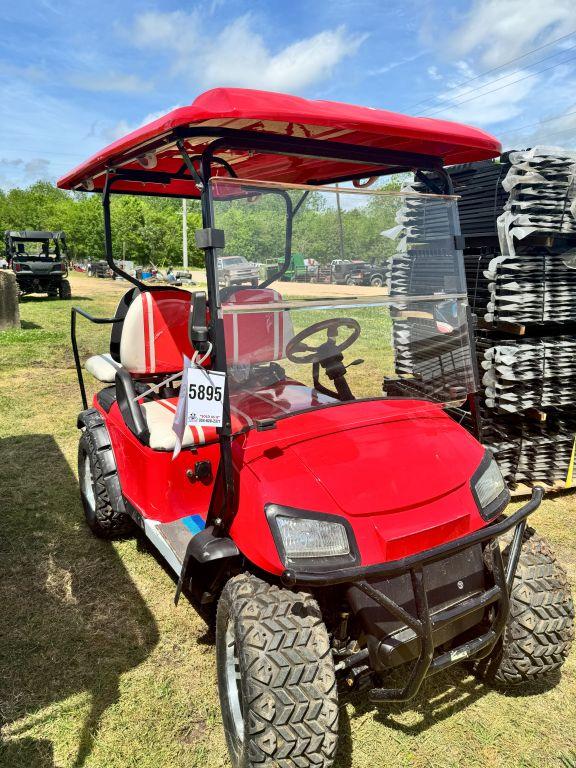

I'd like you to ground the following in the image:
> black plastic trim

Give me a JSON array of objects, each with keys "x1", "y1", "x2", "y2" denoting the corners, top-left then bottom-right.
[{"x1": 115, "y1": 368, "x2": 150, "y2": 445}]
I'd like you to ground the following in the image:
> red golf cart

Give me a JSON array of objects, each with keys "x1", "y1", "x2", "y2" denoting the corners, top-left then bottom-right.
[{"x1": 59, "y1": 89, "x2": 573, "y2": 768}]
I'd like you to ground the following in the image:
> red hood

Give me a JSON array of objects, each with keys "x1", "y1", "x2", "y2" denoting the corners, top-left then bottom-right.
[
  {"x1": 285, "y1": 409, "x2": 482, "y2": 515},
  {"x1": 231, "y1": 400, "x2": 488, "y2": 574},
  {"x1": 243, "y1": 400, "x2": 484, "y2": 516}
]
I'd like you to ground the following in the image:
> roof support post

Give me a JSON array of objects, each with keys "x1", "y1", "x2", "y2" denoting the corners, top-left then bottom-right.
[{"x1": 102, "y1": 172, "x2": 144, "y2": 289}]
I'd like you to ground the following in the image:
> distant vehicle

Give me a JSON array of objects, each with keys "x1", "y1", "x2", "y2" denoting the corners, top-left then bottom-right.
[
  {"x1": 87, "y1": 260, "x2": 114, "y2": 278},
  {"x1": 331, "y1": 259, "x2": 369, "y2": 284},
  {"x1": 348, "y1": 261, "x2": 387, "y2": 287},
  {"x1": 4, "y1": 230, "x2": 71, "y2": 298},
  {"x1": 217, "y1": 255, "x2": 259, "y2": 287}
]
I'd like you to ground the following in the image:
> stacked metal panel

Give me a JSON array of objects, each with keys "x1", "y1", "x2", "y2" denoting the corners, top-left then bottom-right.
[
  {"x1": 384, "y1": 182, "x2": 475, "y2": 401},
  {"x1": 387, "y1": 151, "x2": 576, "y2": 489},
  {"x1": 477, "y1": 335, "x2": 576, "y2": 412},
  {"x1": 480, "y1": 245, "x2": 576, "y2": 324},
  {"x1": 481, "y1": 412, "x2": 576, "y2": 488},
  {"x1": 447, "y1": 160, "x2": 509, "y2": 239},
  {"x1": 445, "y1": 149, "x2": 576, "y2": 489},
  {"x1": 498, "y1": 147, "x2": 576, "y2": 256}
]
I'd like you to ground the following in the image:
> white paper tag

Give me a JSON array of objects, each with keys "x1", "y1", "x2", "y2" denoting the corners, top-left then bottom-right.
[{"x1": 185, "y1": 367, "x2": 226, "y2": 428}]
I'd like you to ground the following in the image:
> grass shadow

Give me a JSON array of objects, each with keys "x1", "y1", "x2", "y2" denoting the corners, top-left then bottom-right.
[
  {"x1": 19, "y1": 295, "x2": 93, "y2": 303},
  {"x1": 335, "y1": 660, "x2": 566, "y2": 767},
  {"x1": 335, "y1": 667, "x2": 490, "y2": 767},
  {"x1": 0, "y1": 434, "x2": 159, "y2": 767},
  {"x1": 20, "y1": 321, "x2": 42, "y2": 330}
]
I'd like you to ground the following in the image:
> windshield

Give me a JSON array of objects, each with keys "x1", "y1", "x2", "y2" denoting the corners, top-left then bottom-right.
[
  {"x1": 12, "y1": 241, "x2": 60, "y2": 260},
  {"x1": 221, "y1": 256, "x2": 246, "y2": 265},
  {"x1": 210, "y1": 178, "x2": 475, "y2": 428}
]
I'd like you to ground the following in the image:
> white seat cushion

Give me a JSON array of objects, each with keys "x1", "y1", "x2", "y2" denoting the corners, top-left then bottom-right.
[
  {"x1": 85, "y1": 353, "x2": 123, "y2": 383},
  {"x1": 140, "y1": 398, "x2": 209, "y2": 450}
]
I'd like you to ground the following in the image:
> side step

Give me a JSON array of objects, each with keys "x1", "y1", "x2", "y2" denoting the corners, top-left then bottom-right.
[{"x1": 142, "y1": 514, "x2": 206, "y2": 575}]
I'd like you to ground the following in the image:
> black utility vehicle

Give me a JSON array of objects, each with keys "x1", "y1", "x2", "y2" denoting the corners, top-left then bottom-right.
[
  {"x1": 4, "y1": 230, "x2": 71, "y2": 298},
  {"x1": 349, "y1": 261, "x2": 387, "y2": 287}
]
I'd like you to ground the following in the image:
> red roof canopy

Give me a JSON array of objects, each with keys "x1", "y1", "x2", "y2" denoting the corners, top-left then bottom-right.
[{"x1": 57, "y1": 88, "x2": 501, "y2": 197}]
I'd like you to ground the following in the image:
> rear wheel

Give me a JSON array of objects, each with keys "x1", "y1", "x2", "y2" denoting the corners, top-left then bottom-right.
[
  {"x1": 59, "y1": 279, "x2": 72, "y2": 299},
  {"x1": 472, "y1": 528, "x2": 574, "y2": 686},
  {"x1": 78, "y1": 429, "x2": 134, "y2": 539},
  {"x1": 345, "y1": 275, "x2": 355, "y2": 285},
  {"x1": 216, "y1": 573, "x2": 339, "y2": 768}
]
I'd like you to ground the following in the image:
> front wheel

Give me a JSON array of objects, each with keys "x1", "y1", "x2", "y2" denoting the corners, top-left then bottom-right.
[
  {"x1": 370, "y1": 275, "x2": 383, "y2": 287},
  {"x1": 472, "y1": 529, "x2": 574, "y2": 686},
  {"x1": 216, "y1": 574, "x2": 339, "y2": 768}
]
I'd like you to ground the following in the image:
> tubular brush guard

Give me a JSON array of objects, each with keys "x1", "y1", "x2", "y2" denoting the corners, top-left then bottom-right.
[{"x1": 283, "y1": 488, "x2": 543, "y2": 703}]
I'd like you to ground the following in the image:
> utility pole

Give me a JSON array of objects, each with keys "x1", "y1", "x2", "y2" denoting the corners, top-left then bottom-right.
[
  {"x1": 182, "y1": 198, "x2": 188, "y2": 268},
  {"x1": 335, "y1": 183, "x2": 345, "y2": 260}
]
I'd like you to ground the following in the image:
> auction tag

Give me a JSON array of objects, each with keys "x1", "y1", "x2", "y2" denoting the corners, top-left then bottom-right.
[{"x1": 185, "y1": 367, "x2": 226, "y2": 428}]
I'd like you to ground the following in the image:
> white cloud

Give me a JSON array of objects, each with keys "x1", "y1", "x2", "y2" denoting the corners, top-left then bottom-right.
[
  {"x1": 499, "y1": 103, "x2": 576, "y2": 149},
  {"x1": 368, "y1": 52, "x2": 424, "y2": 77},
  {"x1": 448, "y1": 0, "x2": 575, "y2": 67},
  {"x1": 130, "y1": 11, "x2": 365, "y2": 92},
  {"x1": 69, "y1": 72, "x2": 152, "y2": 94},
  {"x1": 106, "y1": 104, "x2": 183, "y2": 143},
  {"x1": 427, "y1": 66, "x2": 442, "y2": 81},
  {"x1": 0, "y1": 157, "x2": 51, "y2": 187}
]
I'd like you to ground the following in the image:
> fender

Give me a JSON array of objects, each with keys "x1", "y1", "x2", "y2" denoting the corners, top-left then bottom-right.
[{"x1": 175, "y1": 525, "x2": 240, "y2": 605}]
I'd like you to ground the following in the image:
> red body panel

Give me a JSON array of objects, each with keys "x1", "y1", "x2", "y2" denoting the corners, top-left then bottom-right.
[
  {"x1": 100, "y1": 400, "x2": 221, "y2": 524},
  {"x1": 101, "y1": 386, "x2": 489, "y2": 577},
  {"x1": 57, "y1": 88, "x2": 501, "y2": 196}
]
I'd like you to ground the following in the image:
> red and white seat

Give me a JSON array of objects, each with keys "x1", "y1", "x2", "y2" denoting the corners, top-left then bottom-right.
[
  {"x1": 223, "y1": 287, "x2": 293, "y2": 365},
  {"x1": 92, "y1": 286, "x2": 290, "y2": 450}
]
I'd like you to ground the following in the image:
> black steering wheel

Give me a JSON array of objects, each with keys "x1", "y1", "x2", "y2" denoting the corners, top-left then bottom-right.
[{"x1": 286, "y1": 317, "x2": 361, "y2": 364}]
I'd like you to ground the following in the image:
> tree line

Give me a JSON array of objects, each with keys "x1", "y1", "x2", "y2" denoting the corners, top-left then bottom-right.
[{"x1": 0, "y1": 179, "x2": 402, "y2": 267}]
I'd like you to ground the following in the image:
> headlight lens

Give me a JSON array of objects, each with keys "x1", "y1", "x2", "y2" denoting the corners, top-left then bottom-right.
[
  {"x1": 276, "y1": 515, "x2": 350, "y2": 559},
  {"x1": 472, "y1": 454, "x2": 508, "y2": 519}
]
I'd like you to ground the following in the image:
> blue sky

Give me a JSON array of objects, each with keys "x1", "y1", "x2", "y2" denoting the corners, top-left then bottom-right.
[{"x1": 0, "y1": 0, "x2": 575, "y2": 188}]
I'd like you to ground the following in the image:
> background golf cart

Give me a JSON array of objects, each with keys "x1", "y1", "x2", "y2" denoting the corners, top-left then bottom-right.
[{"x1": 4, "y1": 229, "x2": 71, "y2": 299}]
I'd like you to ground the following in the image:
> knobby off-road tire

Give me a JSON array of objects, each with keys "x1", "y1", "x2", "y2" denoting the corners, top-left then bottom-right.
[
  {"x1": 78, "y1": 421, "x2": 134, "y2": 539},
  {"x1": 473, "y1": 528, "x2": 574, "y2": 686},
  {"x1": 59, "y1": 279, "x2": 72, "y2": 299},
  {"x1": 216, "y1": 573, "x2": 339, "y2": 768}
]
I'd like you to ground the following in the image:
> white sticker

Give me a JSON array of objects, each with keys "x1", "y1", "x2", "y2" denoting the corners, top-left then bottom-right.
[{"x1": 185, "y1": 367, "x2": 226, "y2": 428}]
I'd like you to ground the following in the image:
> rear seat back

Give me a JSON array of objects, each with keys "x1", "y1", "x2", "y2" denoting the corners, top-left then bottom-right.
[
  {"x1": 118, "y1": 288, "x2": 193, "y2": 375},
  {"x1": 223, "y1": 287, "x2": 293, "y2": 365}
]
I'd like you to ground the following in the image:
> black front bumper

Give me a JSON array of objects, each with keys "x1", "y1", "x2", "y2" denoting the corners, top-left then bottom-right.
[{"x1": 282, "y1": 489, "x2": 542, "y2": 702}]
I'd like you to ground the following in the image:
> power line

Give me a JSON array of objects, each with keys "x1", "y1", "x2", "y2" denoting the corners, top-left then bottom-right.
[
  {"x1": 497, "y1": 108, "x2": 576, "y2": 139},
  {"x1": 422, "y1": 43, "x2": 576, "y2": 110},
  {"x1": 403, "y1": 28, "x2": 576, "y2": 113},
  {"x1": 419, "y1": 54, "x2": 576, "y2": 118}
]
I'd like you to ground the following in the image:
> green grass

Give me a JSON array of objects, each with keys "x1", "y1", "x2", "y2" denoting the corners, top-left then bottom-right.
[{"x1": 0, "y1": 272, "x2": 575, "y2": 768}]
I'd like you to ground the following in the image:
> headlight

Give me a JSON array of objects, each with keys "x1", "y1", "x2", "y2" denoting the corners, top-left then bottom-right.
[
  {"x1": 266, "y1": 504, "x2": 357, "y2": 566},
  {"x1": 471, "y1": 452, "x2": 509, "y2": 520},
  {"x1": 276, "y1": 516, "x2": 349, "y2": 559}
]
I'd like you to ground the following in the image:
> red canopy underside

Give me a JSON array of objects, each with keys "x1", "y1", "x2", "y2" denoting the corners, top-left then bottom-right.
[{"x1": 57, "y1": 88, "x2": 501, "y2": 197}]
